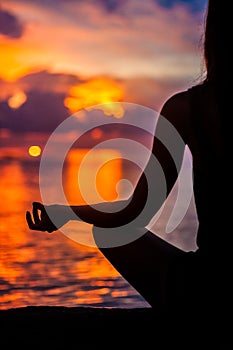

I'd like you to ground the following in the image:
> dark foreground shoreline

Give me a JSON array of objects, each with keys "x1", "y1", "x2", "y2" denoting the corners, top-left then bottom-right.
[
  {"x1": 0, "y1": 306, "x2": 161, "y2": 347},
  {"x1": 0, "y1": 306, "x2": 231, "y2": 347}
]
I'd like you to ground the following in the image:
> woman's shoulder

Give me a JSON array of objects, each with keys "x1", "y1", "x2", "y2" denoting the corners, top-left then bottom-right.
[
  {"x1": 161, "y1": 90, "x2": 190, "y2": 114},
  {"x1": 160, "y1": 83, "x2": 206, "y2": 116},
  {"x1": 159, "y1": 89, "x2": 192, "y2": 137},
  {"x1": 159, "y1": 83, "x2": 207, "y2": 141}
]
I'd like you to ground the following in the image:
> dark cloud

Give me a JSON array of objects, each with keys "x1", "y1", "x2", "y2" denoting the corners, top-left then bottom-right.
[
  {"x1": 0, "y1": 7, "x2": 24, "y2": 38},
  {"x1": 6, "y1": 0, "x2": 124, "y2": 14},
  {"x1": 18, "y1": 70, "x2": 81, "y2": 93},
  {"x1": 155, "y1": 0, "x2": 207, "y2": 12},
  {"x1": 94, "y1": 0, "x2": 124, "y2": 12},
  {"x1": 0, "y1": 70, "x2": 80, "y2": 132},
  {"x1": 0, "y1": 90, "x2": 69, "y2": 132}
]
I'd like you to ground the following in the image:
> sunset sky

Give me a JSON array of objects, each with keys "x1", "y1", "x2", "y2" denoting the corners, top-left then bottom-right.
[{"x1": 0, "y1": 0, "x2": 208, "y2": 134}]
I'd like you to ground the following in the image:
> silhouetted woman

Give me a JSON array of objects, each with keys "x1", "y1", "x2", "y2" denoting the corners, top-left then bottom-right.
[{"x1": 26, "y1": 0, "x2": 231, "y2": 328}]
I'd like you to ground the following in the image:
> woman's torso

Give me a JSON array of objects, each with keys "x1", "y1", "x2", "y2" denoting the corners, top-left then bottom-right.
[{"x1": 186, "y1": 82, "x2": 226, "y2": 252}]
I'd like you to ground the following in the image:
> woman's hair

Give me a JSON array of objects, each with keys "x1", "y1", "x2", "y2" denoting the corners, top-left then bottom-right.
[
  {"x1": 204, "y1": 0, "x2": 230, "y2": 84},
  {"x1": 203, "y1": 0, "x2": 229, "y2": 141}
]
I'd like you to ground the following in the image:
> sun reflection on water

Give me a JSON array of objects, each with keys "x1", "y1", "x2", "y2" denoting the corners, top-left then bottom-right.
[{"x1": 0, "y1": 148, "x2": 146, "y2": 309}]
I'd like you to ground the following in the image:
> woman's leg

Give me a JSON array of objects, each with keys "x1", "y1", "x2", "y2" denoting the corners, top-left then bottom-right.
[{"x1": 93, "y1": 227, "x2": 186, "y2": 312}]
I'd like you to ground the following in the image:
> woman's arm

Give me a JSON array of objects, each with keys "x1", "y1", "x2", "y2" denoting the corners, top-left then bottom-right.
[
  {"x1": 26, "y1": 91, "x2": 189, "y2": 232},
  {"x1": 70, "y1": 91, "x2": 190, "y2": 227}
]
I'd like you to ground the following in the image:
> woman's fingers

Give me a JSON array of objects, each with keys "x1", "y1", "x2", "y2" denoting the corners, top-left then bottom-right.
[
  {"x1": 26, "y1": 202, "x2": 46, "y2": 231},
  {"x1": 32, "y1": 201, "x2": 48, "y2": 225},
  {"x1": 26, "y1": 211, "x2": 41, "y2": 230},
  {"x1": 32, "y1": 203, "x2": 41, "y2": 224},
  {"x1": 26, "y1": 202, "x2": 58, "y2": 233},
  {"x1": 33, "y1": 201, "x2": 45, "y2": 214}
]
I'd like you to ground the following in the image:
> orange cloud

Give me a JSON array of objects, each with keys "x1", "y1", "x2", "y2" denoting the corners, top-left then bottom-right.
[
  {"x1": 1, "y1": 0, "x2": 205, "y2": 83},
  {"x1": 0, "y1": 42, "x2": 30, "y2": 81},
  {"x1": 64, "y1": 77, "x2": 124, "y2": 116},
  {"x1": 0, "y1": 0, "x2": 207, "y2": 134},
  {"x1": 0, "y1": 40, "x2": 53, "y2": 81}
]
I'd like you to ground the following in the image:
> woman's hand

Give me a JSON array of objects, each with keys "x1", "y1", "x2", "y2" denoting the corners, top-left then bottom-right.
[{"x1": 26, "y1": 202, "x2": 70, "y2": 233}]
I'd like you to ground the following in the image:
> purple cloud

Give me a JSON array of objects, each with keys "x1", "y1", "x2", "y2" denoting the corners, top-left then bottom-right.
[
  {"x1": 155, "y1": 0, "x2": 207, "y2": 12},
  {"x1": 18, "y1": 70, "x2": 81, "y2": 94},
  {"x1": 0, "y1": 90, "x2": 70, "y2": 133},
  {"x1": 0, "y1": 7, "x2": 24, "y2": 38},
  {"x1": 0, "y1": 71, "x2": 81, "y2": 132}
]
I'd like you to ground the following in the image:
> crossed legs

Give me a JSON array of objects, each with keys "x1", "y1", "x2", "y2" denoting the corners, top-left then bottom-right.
[{"x1": 93, "y1": 228, "x2": 187, "y2": 313}]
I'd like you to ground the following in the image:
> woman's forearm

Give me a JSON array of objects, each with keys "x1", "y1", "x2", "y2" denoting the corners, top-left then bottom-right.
[
  {"x1": 69, "y1": 171, "x2": 150, "y2": 228},
  {"x1": 70, "y1": 199, "x2": 130, "y2": 227}
]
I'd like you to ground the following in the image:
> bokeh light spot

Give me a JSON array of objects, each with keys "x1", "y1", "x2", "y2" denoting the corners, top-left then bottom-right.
[
  {"x1": 28, "y1": 145, "x2": 41, "y2": 157},
  {"x1": 8, "y1": 91, "x2": 27, "y2": 109}
]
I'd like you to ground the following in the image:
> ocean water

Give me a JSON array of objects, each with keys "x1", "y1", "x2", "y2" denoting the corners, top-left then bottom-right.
[{"x1": 0, "y1": 137, "x2": 198, "y2": 310}]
